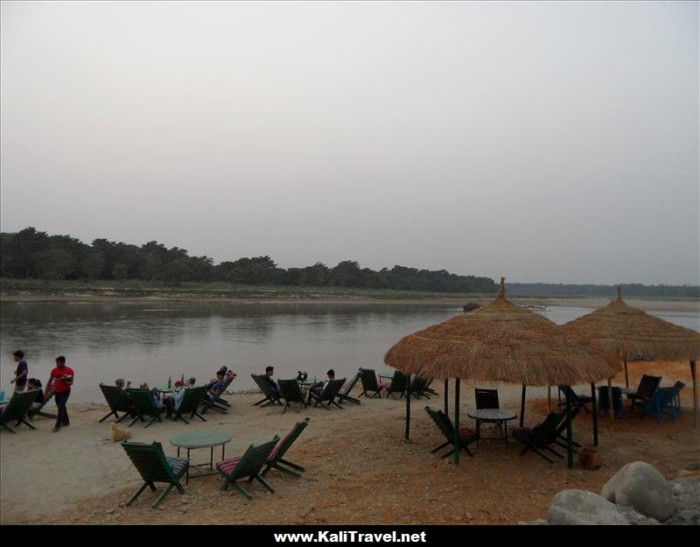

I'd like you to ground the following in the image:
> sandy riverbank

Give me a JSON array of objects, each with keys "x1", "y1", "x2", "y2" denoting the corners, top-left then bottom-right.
[{"x1": 1, "y1": 361, "x2": 697, "y2": 525}]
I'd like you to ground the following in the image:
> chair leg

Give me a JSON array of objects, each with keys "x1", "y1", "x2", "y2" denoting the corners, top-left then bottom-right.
[
  {"x1": 20, "y1": 419, "x2": 36, "y2": 430},
  {"x1": 255, "y1": 474, "x2": 275, "y2": 493},
  {"x1": 270, "y1": 464, "x2": 302, "y2": 478},
  {"x1": 99, "y1": 410, "x2": 117, "y2": 423},
  {"x1": 129, "y1": 415, "x2": 140, "y2": 427},
  {"x1": 116, "y1": 412, "x2": 130, "y2": 424},
  {"x1": 532, "y1": 449, "x2": 555, "y2": 464},
  {"x1": 278, "y1": 458, "x2": 305, "y2": 471},
  {"x1": 1, "y1": 422, "x2": 16, "y2": 433},
  {"x1": 431, "y1": 441, "x2": 450, "y2": 453},
  {"x1": 233, "y1": 482, "x2": 253, "y2": 500},
  {"x1": 152, "y1": 484, "x2": 175, "y2": 509},
  {"x1": 126, "y1": 482, "x2": 150, "y2": 507},
  {"x1": 193, "y1": 411, "x2": 206, "y2": 422}
]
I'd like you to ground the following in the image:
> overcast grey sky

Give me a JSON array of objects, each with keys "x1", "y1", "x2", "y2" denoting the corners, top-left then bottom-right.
[{"x1": 1, "y1": 1, "x2": 698, "y2": 284}]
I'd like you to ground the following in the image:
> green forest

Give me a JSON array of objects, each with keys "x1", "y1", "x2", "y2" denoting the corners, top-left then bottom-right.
[
  {"x1": 1, "y1": 228, "x2": 697, "y2": 298},
  {"x1": 0, "y1": 227, "x2": 495, "y2": 293}
]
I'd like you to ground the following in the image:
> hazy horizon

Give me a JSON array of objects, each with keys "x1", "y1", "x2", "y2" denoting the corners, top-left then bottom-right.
[{"x1": 2, "y1": 1, "x2": 698, "y2": 285}]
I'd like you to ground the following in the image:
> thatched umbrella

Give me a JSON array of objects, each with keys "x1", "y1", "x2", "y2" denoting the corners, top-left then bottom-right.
[
  {"x1": 384, "y1": 278, "x2": 620, "y2": 467},
  {"x1": 560, "y1": 288, "x2": 700, "y2": 427}
]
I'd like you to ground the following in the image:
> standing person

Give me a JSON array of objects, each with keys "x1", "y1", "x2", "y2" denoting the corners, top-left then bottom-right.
[
  {"x1": 46, "y1": 356, "x2": 74, "y2": 432},
  {"x1": 10, "y1": 350, "x2": 28, "y2": 393}
]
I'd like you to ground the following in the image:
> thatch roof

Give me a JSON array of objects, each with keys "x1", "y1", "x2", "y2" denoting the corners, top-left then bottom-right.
[
  {"x1": 559, "y1": 288, "x2": 700, "y2": 361},
  {"x1": 384, "y1": 279, "x2": 620, "y2": 386}
]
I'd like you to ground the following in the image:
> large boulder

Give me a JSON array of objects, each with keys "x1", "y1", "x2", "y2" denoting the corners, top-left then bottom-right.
[
  {"x1": 547, "y1": 489, "x2": 631, "y2": 525},
  {"x1": 601, "y1": 462, "x2": 677, "y2": 521}
]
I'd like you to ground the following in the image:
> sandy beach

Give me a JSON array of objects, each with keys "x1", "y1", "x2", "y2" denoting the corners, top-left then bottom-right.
[{"x1": 1, "y1": 361, "x2": 698, "y2": 525}]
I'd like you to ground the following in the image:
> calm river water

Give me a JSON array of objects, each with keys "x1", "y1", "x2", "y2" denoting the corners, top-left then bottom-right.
[{"x1": 1, "y1": 301, "x2": 698, "y2": 403}]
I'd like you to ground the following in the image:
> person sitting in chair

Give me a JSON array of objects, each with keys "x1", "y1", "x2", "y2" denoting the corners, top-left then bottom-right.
[
  {"x1": 264, "y1": 366, "x2": 282, "y2": 399},
  {"x1": 307, "y1": 369, "x2": 335, "y2": 403},
  {"x1": 26, "y1": 378, "x2": 45, "y2": 417},
  {"x1": 164, "y1": 377, "x2": 196, "y2": 417}
]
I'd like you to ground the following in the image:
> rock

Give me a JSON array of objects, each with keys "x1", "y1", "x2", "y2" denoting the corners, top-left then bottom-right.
[
  {"x1": 618, "y1": 505, "x2": 660, "y2": 525},
  {"x1": 670, "y1": 477, "x2": 700, "y2": 512},
  {"x1": 547, "y1": 489, "x2": 631, "y2": 525},
  {"x1": 601, "y1": 461, "x2": 677, "y2": 521},
  {"x1": 664, "y1": 509, "x2": 700, "y2": 526}
]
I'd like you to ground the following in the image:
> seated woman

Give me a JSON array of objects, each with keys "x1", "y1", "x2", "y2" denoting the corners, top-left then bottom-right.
[
  {"x1": 307, "y1": 369, "x2": 335, "y2": 403},
  {"x1": 26, "y1": 378, "x2": 46, "y2": 417}
]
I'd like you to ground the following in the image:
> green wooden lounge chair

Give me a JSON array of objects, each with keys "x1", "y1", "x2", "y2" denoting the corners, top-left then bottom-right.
[
  {"x1": 358, "y1": 368, "x2": 382, "y2": 398},
  {"x1": 27, "y1": 390, "x2": 57, "y2": 420},
  {"x1": 202, "y1": 375, "x2": 235, "y2": 414},
  {"x1": 98, "y1": 384, "x2": 134, "y2": 423},
  {"x1": 336, "y1": 372, "x2": 361, "y2": 405},
  {"x1": 121, "y1": 441, "x2": 189, "y2": 509},
  {"x1": 172, "y1": 385, "x2": 208, "y2": 423},
  {"x1": 409, "y1": 376, "x2": 431, "y2": 399},
  {"x1": 278, "y1": 379, "x2": 308, "y2": 413},
  {"x1": 424, "y1": 406, "x2": 479, "y2": 458},
  {"x1": 125, "y1": 388, "x2": 165, "y2": 428},
  {"x1": 643, "y1": 382, "x2": 685, "y2": 422},
  {"x1": 628, "y1": 374, "x2": 661, "y2": 415},
  {"x1": 511, "y1": 412, "x2": 569, "y2": 463},
  {"x1": 309, "y1": 378, "x2": 346, "y2": 409},
  {"x1": 0, "y1": 389, "x2": 41, "y2": 433},
  {"x1": 251, "y1": 374, "x2": 283, "y2": 407},
  {"x1": 216, "y1": 436, "x2": 280, "y2": 499},
  {"x1": 261, "y1": 417, "x2": 310, "y2": 478},
  {"x1": 380, "y1": 370, "x2": 409, "y2": 399}
]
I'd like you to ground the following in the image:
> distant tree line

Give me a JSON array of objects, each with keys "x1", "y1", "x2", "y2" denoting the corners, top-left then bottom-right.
[
  {"x1": 0, "y1": 227, "x2": 496, "y2": 293},
  {"x1": 507, "y1": 283, "x2": 699, "y2": 299}
]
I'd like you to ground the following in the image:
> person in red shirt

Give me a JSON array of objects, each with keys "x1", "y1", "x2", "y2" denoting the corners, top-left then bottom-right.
[{"x1": 46, "y1": 355, "x2": 74, "y2": 432}]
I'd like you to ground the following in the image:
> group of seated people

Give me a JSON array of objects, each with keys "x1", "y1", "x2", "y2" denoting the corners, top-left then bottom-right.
[
  {"x1": 113, "y1": 366, "x2": 237, "y2": 418},
  {"x1": 263, "y1": 365, "x2": 336, "y2": 403},
  {"x1": 0, "y1": 377, "x2": 47, "y2": 418}
]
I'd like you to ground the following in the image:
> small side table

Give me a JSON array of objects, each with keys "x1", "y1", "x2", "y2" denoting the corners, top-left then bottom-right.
[
  {"x1": 468, "y1": 409, "x2": 517, "y2": 447},
  {"x1": 170, "y1": 430, "x2": 232, "y2": 483}
]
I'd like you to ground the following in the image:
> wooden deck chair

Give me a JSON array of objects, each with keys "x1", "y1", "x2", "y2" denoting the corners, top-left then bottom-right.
[
  {"x1": 336, "y1": 373, "x2": 361, "y2": 405},
  {"x1": 381, "y1": 370, "x2": 409, "y2": 399},
  {"x1": 0, "y1": 389, "x2": 41, "y2": 433},
  {"x1": 251, "y1": 374, "x2": 283, "y2": 407},
  {"x1": 216, "y1": 436, "x2": 280, "y2": 499},
  {"x1": 643, "y1": 382, "x2": 685, "y2": 422},
  {"x1": 98, "y1": 384, "x2": 134, "y2": 423},
  {"x1": 511, "y1": 412, "x2": 568, "y2": 463},
  {"x1": 261, "y1": 417, "x2": 310, "y2": 478},
  {"x1": 424, "y1": 406, "x2": 479, "y2": 459},
  {"x1": 125, "y1": 388, "x2": 165, "y2": 428},
  {"x1": 409, "y1": 376, "x2": 431, "y2": 399},
  {"x1": 172, "y1": 385, "x2": 208, "y2": 423},
  {"x1": 556, "y1": 385, "x2": 593, "y2": 412},
  {"x1": 121, "y1": 441, "x2": 189, "y2": 509},
  {"x1": 358, "y1": 368, "x2": 382, "y2": 398},
  {"x1": 309, "y1": 378, "x2": 345, "y2": 409},
  {"x1": 27, "y1": 389, "x2": 57, "y2": 420},
  {"x1": 628, "y1": 374, "x2": 661, "y2": 415},
  {"x1": 279, "y1": 379, "x2": 308, "y2": 413}
]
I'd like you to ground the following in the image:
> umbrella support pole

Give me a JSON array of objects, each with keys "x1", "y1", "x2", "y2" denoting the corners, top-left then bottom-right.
[
  {"x1": 691, "y1": 361, "x2": 697, "y2": 428},
  {"x1": 444, "y1": 378, "x2": 449, "y2": 417},
  {"x1": 624, "y1": 356, "x2": 629, "y2": 388},
  {"x1": 607, "y1": 378, "x2": 614, "y2": 428},
  {"x1": 547, "y1": 385, "x2": 551, "y2": 412},
  {"x1": 591, "y1": 382, "x2": 598, "y2": 447},
  {"x1": 454, "y1": 378, "x2": 460, "y2": 465},
  {"x1": 405, "y1": 374, "x2": 411, "y2": 441},
  {"x1": 519, "y1": 385, "x2": 526, "y2": 427},
  {"x1": 565, "y1": 390, "x2": 573, "y2": 469}
]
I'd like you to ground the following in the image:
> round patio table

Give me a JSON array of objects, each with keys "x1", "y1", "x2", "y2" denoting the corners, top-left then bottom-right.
[
  {"x1": 170, "y1": 430, "x2": 232, "y2": 483},
  {"x1": 467, "y1": 409, "x2": 517, "y2": 447}
]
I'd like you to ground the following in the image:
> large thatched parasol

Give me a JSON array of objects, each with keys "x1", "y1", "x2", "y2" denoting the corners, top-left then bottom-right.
[
  {"x1": 560, "y1": 288, "x2": 700, "y2": 427},
  {"x1": 384, "y1": 278, "x2": 620, "y2": 467}
]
